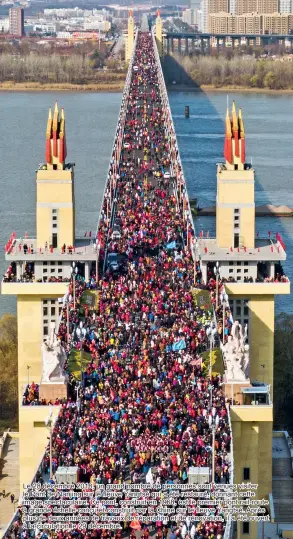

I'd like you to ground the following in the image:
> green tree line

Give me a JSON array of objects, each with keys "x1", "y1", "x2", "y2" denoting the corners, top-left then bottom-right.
[
  {"x1": 0, "y1": 314, "x2": 18, "y2": 433},
  {"x1": 169, "y1": 53, "x2": 293, "y2": 90},
  {"x1": 0, "y1": 53, "x2": 125, "y2": 85}
]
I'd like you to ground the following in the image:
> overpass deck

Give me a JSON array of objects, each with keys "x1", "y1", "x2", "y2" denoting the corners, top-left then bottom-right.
[{"x1": 3, "y1": 31, "x2": 232, "y2": 539}]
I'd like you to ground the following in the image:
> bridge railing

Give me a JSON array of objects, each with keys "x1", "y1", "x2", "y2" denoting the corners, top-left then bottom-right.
[
  {"x1": 152, "y1": 29, "x2": 195, "y2": 254},
  {"x1": 95, "y1": 30, "x2": 138, "y2": 247}
]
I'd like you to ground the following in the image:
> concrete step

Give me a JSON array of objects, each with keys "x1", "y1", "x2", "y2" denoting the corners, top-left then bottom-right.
[
  {"x1": 273, "y1": 458, "x2": 292, "y2": 477},
  {"x1": 273, "y1": 479, "x2": 293, "y2": 497}
]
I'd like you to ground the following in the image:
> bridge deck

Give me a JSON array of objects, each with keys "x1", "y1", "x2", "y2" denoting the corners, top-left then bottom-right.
[{"x1": 4, "y1": 31, "x2": 231, "y2": 539}]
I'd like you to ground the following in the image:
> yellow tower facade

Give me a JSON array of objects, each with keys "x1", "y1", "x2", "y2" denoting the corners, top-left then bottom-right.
[
  {"x1": 36, "y1": 103, "x2": 75, "y2": 250},
  {"x1": 1, "y1": 103, "x2": 97, "y2": 491},
  {"x1": 155, "y1": 10, "x2": 163, "y2": 57},
  {"x1": 125, "y1": 9, "x2": 134, "y2": 62},
  {"x1": 216, "y1": 102, "x2": 255, "y2": 249},
  {"x1": 196, "y1": 101, "x2": 290, "y2": 539}
]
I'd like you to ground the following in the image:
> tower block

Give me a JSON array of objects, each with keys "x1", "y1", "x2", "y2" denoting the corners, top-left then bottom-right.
[
  {"x1": 125, "y1": 9, "x2": 134, "y2": 62},
  {"x1": 155, "y1": 10, "x2": 163, "y2": 57},
  {"x1": 216, "y1": 101, "x2": 255, "y2": 249},
  {"x1": 36, "y1": 102, "x2": 75, "y2": 250}
]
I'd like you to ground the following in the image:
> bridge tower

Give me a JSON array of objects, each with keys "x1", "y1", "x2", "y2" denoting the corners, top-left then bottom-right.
[
  {"x1": 216, "y1": 101, "x2": 255, "y2": 250},
  {"x1": 196, "y1": 101, "x2": 290, "y2": 539},
  {"x1": 125, "y1": 9, "x2": 134, "y2": 62},
  {"x1": 155, "y1": 9, "x2": 163, "y2": 57},
  {"x1": 1, "y1": 103, "x2": 97, "y2": 492},
  {"x1": 37, "y1": 103, "x2": 75, "y2": 250}
]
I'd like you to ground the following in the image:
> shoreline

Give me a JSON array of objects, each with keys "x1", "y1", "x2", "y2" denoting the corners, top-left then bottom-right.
[
  {"x1": 0, "y1": 82, "x2": 125, "y2": 92},
  {"x1": 168, "y1": 84, "x2": 293, "y2": 94},
  {"x1": 1, "y1": 81, "x2": 293, "y2": 94}
]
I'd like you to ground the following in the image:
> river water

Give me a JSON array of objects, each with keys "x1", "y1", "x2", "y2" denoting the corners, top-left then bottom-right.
[{"x1": 0, "y1": 90, "x2": 292, "y2": 315}]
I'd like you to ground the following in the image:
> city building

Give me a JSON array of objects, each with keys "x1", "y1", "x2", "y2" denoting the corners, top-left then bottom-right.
[
  {"x1": 1, "y1": 103, "x2": 99, "y2": 488},
  {"x1": 9, "y1": 7, "x2": 24, "y2": 37},
  {"x1": 208, "y1": 10, "x2": 291, "y2": 33},
  {"x1": 183, "y1": 8, "x2": 196, "y2": 25},
  {"x1": 262, "y1": 12, "x2": 291, "y2": 32},
  {"x1": 208, "y1": 0, "x2": 229, "y2": 12},
  {"x1": 0, "y1": 17, "x2": 10, "y2": 33},
  {"x1": 237, "y1": 12, "x2": 262, "y2": 33},
  {"x1": 236, "y1": 0, "x2": 278, "y2": 13},
  {"x1": 200, "y1": 0, "x2": 209, "y2": 32},
  {"x1": 209, "y1": 11, "x2": 236, "y2": 32},
  {"x1": 279, "y1": 0, "x2": 292, "y2": 13},
  {"x1": 230, "y1": 0, "x2": 237, "y2": 15}
]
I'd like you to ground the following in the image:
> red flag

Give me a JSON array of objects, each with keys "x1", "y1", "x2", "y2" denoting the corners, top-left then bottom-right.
[{"x1": 84, "y1": 231, "x2": 87, "y2": 237}]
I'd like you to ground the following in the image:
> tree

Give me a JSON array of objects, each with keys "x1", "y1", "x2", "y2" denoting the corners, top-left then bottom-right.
[
  {"x1": 263, "y1": 70, "x2": 277, "y2": 89},
  {"x1": 0, "y1": 314, "x2": 18, "y2": 430},
  {"x1": 274, "y1": 313, "x2": 293, "y2": 434}
]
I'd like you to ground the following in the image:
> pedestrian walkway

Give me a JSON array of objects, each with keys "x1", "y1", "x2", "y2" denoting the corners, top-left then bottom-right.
[
  {"x1": 0, "y1": 435, "x2": 19, "y2": 534},
  {"x1": 273, "y1": 433, "x2": 293, "y2": 524}
]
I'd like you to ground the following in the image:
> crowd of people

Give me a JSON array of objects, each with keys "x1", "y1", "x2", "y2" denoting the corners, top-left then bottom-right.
[{"x1": 5, "y1": 31, "x2": 232, "y2": 539}]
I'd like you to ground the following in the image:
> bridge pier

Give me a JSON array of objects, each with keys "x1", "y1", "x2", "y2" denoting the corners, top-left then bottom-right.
[
  {"x1": 185, "y1": 37, "x2": 189, "y2": 55},
  {"x1": 178, "y1": 37, "x2": 182, "y2": 54},
  {"x1": 171, "y1": 37, "x2": 174, "y2": 53}
]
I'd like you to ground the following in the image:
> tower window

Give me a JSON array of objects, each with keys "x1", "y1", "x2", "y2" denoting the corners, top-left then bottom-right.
[
  {"x1": 242, "y1": 522, "x2": 249, "y2": 534},
  {"x1": 234, "y1": 233, "x2": 239, "y2": 248},
  {"x1": 243, "y1": 467, "x2": 250, "y2": 480}
]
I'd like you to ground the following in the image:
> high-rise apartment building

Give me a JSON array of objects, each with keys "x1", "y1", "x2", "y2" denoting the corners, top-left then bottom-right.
[
  {"x1": 279, "y1": 0, "x2": 292, "y2": 13},
  {"x1": 236, "y1": 0, "x2": 278, "y2": 14},
  {"x1": 262, "y1": 12, "x2": 291, "y2": 32},
  {"x1": 200, "y1": 0, "x2": 209, "y2": 31},
  {"x1": 208, "y1": 10, "x2": 291, "y2": 32},
  {"x1": 230, "y1": 0, "x2": 237, "y2": 15},
  {"x1": 208, "y1": 0, "x2": 229, "y2": 12},
  {"x1": 237, "y1": 13, "x2": 262, "y2": 32},
  {"x1": 209, "y1": 12, "x2": 236, "y2": 31},
  {"x1": 9, "y1": 7, "x2": 24, "y2": 37}
]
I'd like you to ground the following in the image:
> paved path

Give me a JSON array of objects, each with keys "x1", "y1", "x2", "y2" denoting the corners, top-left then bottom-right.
[{"x1": 0, "y1": 436, "x2": 19, "y2": 535}]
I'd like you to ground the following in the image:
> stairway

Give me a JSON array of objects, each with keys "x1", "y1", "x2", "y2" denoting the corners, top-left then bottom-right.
[
  {"x1": 0, "y1": 435, "x2": 20, "y2": 532},
  {"x1": 273, "y1": 437, "x2": 293, "y2": 523}
]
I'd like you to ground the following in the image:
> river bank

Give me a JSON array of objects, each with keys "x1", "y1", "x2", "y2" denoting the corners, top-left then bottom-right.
[
  {"x1": 0, "y1": 81, "x2": 125, "y2": 92},
  {"x1": 168, "y1": 84, "x2": 293, "y2": 94},
  {"x1": 2, "y1": 81, "x2": 293, "y2": 94}
]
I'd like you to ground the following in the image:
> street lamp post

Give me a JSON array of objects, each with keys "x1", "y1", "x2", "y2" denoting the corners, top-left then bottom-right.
[
  {"x1": 27, "y1": 365, "x2": 31, "y2": 386},
  {"x1": 71, "y1": 263, "x2": 78, "y2": 309},
  {"x1": 209, "y1": 411, "x2": 220, "y2": 484},
  {"x1": 76, "y1": 323, "x2": 87, "y2": 383},
  {"x1": 220, "y1": 291, "x2": 229, "y2": 345},
  {"x1": 214, "y1": 261, "x2": 220, "y2": 309},
  {"x1": 45, "y1": 406, "x2": 53, "y2": 480},
  {"x1": 206, "y1": 323, "x2": 217, "y2": 408},
  {"x1": 194, "y1": 241, "x2": 199, "y2": 286},
  {"x1": 95, "y1": 240, "x2": 100, "y2": 285}
]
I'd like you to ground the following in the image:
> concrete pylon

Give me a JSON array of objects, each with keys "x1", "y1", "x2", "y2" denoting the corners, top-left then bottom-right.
[
  {"x1": 125, "y1": 9, "x2": 134, "y2": 62},
  {"x1": 155, "y1": 9, "x2": 163, "y2": 57}
]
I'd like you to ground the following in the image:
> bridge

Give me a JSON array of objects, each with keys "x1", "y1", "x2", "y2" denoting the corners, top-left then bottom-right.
[
  {"x1": 164, "y1": 31, "x2": 293, "y2": 53},
  {"x1": 1, "y1": 15, "x2": 291, "y2": 539}
]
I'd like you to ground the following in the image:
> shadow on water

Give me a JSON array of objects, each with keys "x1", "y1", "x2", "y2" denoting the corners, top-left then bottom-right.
[{"x1": 162, "y1": 53, "x2": 293, "y2": 315}]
